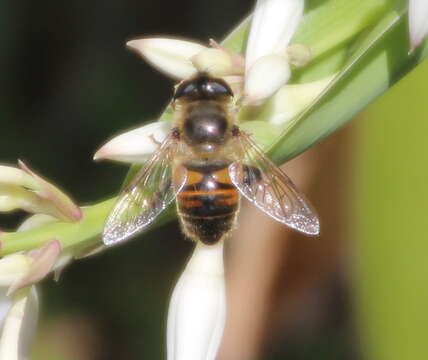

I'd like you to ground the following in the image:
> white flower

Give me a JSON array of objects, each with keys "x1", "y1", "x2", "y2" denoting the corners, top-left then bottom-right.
[
  {"x1": 94, "y1": 0, "x2": 324, "y2": 164},
  {"x1": 126, "y1": 0, "x2": 305, "y2": 105},
  {"x1": 167, "y1": 241, "x2": 225, "y2": 360},
  {"x1": 0, "y1": 161, "x2": 82, "y2": 222},
  {"x1": 127, "y1": 37, "x2": 244, "y2": 82},
  {"x1": 0, "y1": 255, "x2": 33, "y2": 293},
  {"x1": 192, "y1": 40, "x2": 245, "y2": 77},
  {"x1": 409, "y1": 0, "x2": 428, "y2": 51},
  {"x1": 94, "y1": 121, "x2": 172, "y2": 163},
  {"x1": 0, "y1": 239, "x2": 62, "y2": 360},
  {"x1": 0, "y1": 161, "x2": 82, "y2": 359},
  {"x1": 0, "y1": 240, "x2": 61, "y2": 296},
  {"x1": 244, "y1": 0, "x2": 304, "y2": 104},
  {"x1": 127, "y1": 38, "x2": 207, "y2": 80},
  {"x1": 244, "y1": 54, "x2": 291, "y2": 105},
  {"x1": 0, "y1": 287, "x2": 38, "y2": 360},
  {"x1": 0, "y1": 168, "x2": 79, "y2": 359},
  {"x1": 245, "y1": 0, "x2": 304, "y2": 70},
  {"x1": 16, "y1": 214, "x2": 58, "y2": 232},
  {"x1": 263, "y1": 74, "x2": 336, "y2": 125}
]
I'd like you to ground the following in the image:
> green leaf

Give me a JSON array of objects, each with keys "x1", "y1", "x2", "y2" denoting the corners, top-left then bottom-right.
[
  {"x1": 223, "y1": 0, "x2": 393, "y2": 61},
  {"x1": 353, "y1": 54, "x2": 428, "y2": 360},
  {"x1": 269, "y1": 4, "x2": 428, "y2": 163},
  {"x1": 294, "y1": 0, "x2": 391, "y2": 59}
]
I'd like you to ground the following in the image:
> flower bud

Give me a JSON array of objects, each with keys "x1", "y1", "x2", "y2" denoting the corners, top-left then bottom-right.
[
  {"x1": 167, "y1": 241, "x2": 225, "y2": 360},
  {"x1": 0, "y1": 187, "x2": 40, "y2": 214},
  {"x1": 0, "y1": 256, "x2": 33, "y2": 288},
  {"x1": 127, "y1": 38, "x2": 206, "y2": 80},
  {"x1": 94, "y1": 121, "x2": 172, "y2": 163},
  {"x1": 17, "y1": 214, "x2": 57, "y2": 232},
  {"x1": 0, "y1": 167, "x2": 38, "y2": 190},
  {"x1": 0, "y1": 287, "x2": 38, "y2": 360},
  {"x1": 19, "y1": 161, "x2": 82, "y2": 222},
  {"x1": 0, "y1": 162, "x2": 81, "y2": 222},
  {"x1": 8, "y1": 240, "x2": 61, "y2": 295},
  {"x1": 191, "y1": 48, "x2": 235, "y2": 76},
  {"x1": 265, "y1": 74, "x2": 336, "y2": 124},
  {"x1": 409, "y1": 0, "x2": 428, "y2": 51},
  {"x1": 244, "y1": 54, "x2": 291, "y2": 105},
  {"x1": 246, "y1": 0, "x2": 304, "y2": 71}
]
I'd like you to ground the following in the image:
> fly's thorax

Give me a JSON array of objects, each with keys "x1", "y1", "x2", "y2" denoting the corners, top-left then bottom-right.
[
  {"x1": 172, "y1": 73, "x2": 236, "y2": 155},
  {"x1": 176, "y1": 100, "x2": 234, "y2": 154}
]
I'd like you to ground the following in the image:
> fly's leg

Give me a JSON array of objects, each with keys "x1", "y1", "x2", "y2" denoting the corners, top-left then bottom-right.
[{"x1": 149, "y1": 134, "x2": 162, "y2": 148}]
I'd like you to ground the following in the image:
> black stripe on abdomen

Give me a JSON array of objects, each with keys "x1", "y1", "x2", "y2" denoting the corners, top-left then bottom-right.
[
  {"x1": 178, "y1": 189, "x2": 238, "y2": 217},
  {"x1": 176, "y1": 160, "x2": 239, "y2": 244}
]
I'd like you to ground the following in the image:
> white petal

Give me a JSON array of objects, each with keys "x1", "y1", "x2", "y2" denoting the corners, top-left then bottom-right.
[
  {"x1": 191, "y1": 48, "x2": 235, "y2": 76},
  {"x1": 246, "y1": 0, "x2": 304, "y2": 71},
  {"x1": 17, "y1": 214, "x2": 58, "y2": 232},
  {"x1": 0, "y1": 255, "x2": 32, "y2": 288},
  {"x1": 267, "y1": 74, "x2": 335, "y2": 124},
  {"x1": 52, "y1": 253, "x2": 74, "y2": 281},
  {"x1": 9, "y1": 240, "x2": 62, "y2": 295},
  {"x1": 0, "y1": 287, "x2": 38, "y2": 360},
  {"x1": 0, "y1": 289, "x2": 11, "y2": 330},
  {"x1": 0, "y1": 191, "x2": 30, "y2": 213},
  {"x1": 18, "y1": 161, "x2": 82, "y2": 222},
  {"x1": 409, "y1": 0, "x2": 428, "y2": 50},
  {"x1": 0, "y1": 185, "x2": 78, "y2": 222},
  {"x1": 167, "y1": 241, "x2": 225, "y2": 360},
  {"x1": 127, "y1": 38, "x2": 206, "y2": 79},
  {"x1": 17, "y1": 288, "x2": 38, "y2": 360},
  {"x1": 94, "y1": 121, "x2": 172, "y2": 163},
  {"x1": 244, "y1": 54, "x2": 291, "y2": 105},
  {"x1": 0, "y1": 187, "x2": 50, "y2": 216},
  {"x1": 0, "y1": 167, "x2": 38, "y2": 190},
  {"x1": 0, "y1": 162, "x2": 81, "y2": 222}
]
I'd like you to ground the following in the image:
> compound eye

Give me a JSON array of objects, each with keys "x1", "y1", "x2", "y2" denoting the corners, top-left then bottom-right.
[
  {"x1": 173, "y1": 81, "x2": 197, "y2": 100},
  {"x1": 205, "y1": 80, "x2": 233, "y2": 97},
  {"x1": 173, "y1": 76, "x2": 234, "y2": 101}
]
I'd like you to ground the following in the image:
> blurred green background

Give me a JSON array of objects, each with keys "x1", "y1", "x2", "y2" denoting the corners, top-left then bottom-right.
[
  {"x1": 354, "y1": 59, "x2": 428, "y2": 360},
  {"x1": 0, "y1": 1, "x2": 427, "y2": 359}
]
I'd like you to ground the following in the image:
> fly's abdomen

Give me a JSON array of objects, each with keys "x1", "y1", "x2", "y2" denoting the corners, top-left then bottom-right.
[{"x1": 176, "y1": 160, "x2": 239, "y2": 245}]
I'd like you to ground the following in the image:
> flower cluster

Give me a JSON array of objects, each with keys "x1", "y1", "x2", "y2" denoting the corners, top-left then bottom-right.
[
  {"x1": 0, "y1": 161, "x2": 82, "y2": 360},
  {"x1": 95, "y1": 0, "x2": 324, "y2": 165}
]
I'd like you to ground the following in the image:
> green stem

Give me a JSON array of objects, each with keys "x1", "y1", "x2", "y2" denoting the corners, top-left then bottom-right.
[
  {"x1": 0, "y1": 198, "x2": 115, "y2": 255},
  {"x1": 0, "y1": 197, "x2": 178, "y2": 255}
]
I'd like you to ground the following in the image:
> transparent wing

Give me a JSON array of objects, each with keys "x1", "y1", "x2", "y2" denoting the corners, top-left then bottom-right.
[
  {"x1": 103, "y1": 134, "x2": 186, "y2": 245},
  {"x1": 229, "y1": 130, "x2": 320, "y2": 235}
]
